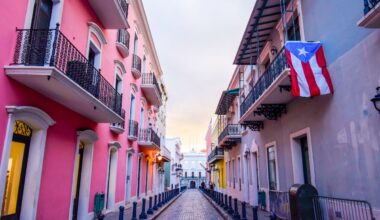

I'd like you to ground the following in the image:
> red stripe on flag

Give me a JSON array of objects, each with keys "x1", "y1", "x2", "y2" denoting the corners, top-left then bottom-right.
[
  {"x1": 315, "y1": 46, "x2": 334, "y2": 93},
  {"x1": 301, "y1": 61, "x2": 321, "y2": 96},
  {"x1": 285, "y1": 50, "x2": 300, "y2": 97}
]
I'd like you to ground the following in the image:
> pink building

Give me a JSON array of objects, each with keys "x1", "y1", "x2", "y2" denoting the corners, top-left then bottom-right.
[{"x1": 0, "y1": 0, "x2": 167, "y2": 219}]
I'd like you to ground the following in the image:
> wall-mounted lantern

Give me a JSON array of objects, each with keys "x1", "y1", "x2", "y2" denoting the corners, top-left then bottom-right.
[{"x1": 371, "y1": 87, "x2": 380, "y2": 114}]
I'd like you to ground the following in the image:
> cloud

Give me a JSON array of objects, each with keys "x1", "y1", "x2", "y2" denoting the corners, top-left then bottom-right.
[{"x1": 143, "y1": 0, "x2": 255, "y2": 151}]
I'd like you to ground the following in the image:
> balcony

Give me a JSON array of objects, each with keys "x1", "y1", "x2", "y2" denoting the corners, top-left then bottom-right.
[
  {"x1": 137, "y1": 128, "x2": 160, "y2": 150},
  {"x1": 5, "y1": 28, "x2": 123, "y2": 123},
  {"x1": 358, "y1": 0, "x2": 380, "y2": 28},
  {"x1": 110, "y1": 109, "x2": 126, "y2": 133},
  {"x1": 207, "y1": 148, "x2": 224, "y2": 164},
  {"x1": 116, "y1": 29, "x2": 130, "y2": 58},
  {"x1": 88, "y1": 0, "x2": 129, "y2": 29},
  {"x1": 218, "y1": 124, "x2": 241, "y2": 149},
  {"x1": 239, "y1": 47, "x2": 291, "y2": 128},
  {"x1": 131, "y1": 54, "x2": 142, "y2": 79},
  {"x1": 141, "y1": 73, "x2": 162, "y2": 107},
  {"x1": 127, "y1": 120, "x2": 139, "y2": 141},
  {"x1": 160, "y1": 145, "x2": 171, "y2": 162}
]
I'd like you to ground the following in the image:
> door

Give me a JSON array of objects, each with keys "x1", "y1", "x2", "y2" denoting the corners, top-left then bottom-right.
[
  {"x1": 125, "y1": 154, "x2": 132, "y2": 203},
  {"x1": 300, "y1": 137, "x2": 312, "y2": 185},
  {"x1": 26, "y1": 0, "x2": 53, "y2": 65},
  {"x1": 72, "y1": 143, "x2": 84, "y2": 220},
  {"x1": 137, "y1": 157, "x2": 142, "y2": 198},
  {"x1": 1, "y1": 121, "x2": 32, "y2": 220}
]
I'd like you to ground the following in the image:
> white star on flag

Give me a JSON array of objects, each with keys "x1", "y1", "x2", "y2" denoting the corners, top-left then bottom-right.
[{"x1": 298, "y1": 47, "x2": 309, "y2": 56}]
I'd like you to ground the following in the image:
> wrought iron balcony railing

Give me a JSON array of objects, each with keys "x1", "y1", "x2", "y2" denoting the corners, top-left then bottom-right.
[
  {"x1": 117, "y1": 29, "x2": 130, "y2": 48},
  {"x1": 218, "y1": 124, "x2": 241, "y2": 144},
  {"x1": 111, "y1": 109, "x2": 126, "y2": 131},
  {"x1": 141, "y1": 73, "x2": 162, "y2": 99},
  {"x1": 207, "y1": 148, "x2": 224, "y2": 162},
  {"x1": 117, "y1": 0, "x2": 129, "y2": 21},
  {"x1": 12, "y1": 26, "x2": 123, "y2": 116},
  {"x1": 128, "y1": 120, "x2": 138, "y2": 139},
  {"x1": 240, "y1": 46, "x2": 288, "y2": 117},
  {"x1": 132, "y1": 54, "x2": 141, "y2": 73},
  {"x1": 138, "y1": 128, "x2": 160, "y2": 148},
  {"x1": 364, "y1": 0, "x2": 380, "y2": 15}
]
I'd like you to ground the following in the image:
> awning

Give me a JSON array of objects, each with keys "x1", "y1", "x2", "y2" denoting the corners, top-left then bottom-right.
[
  {"x1": 234, "y1": 0, "x2": 289, "y2": 65},
  {"x1": 215, "y1": 88, "x2": 240, "y2": 115}
]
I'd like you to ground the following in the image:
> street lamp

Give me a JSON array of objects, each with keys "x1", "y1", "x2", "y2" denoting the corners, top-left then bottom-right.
[{"x1": 371, "y1": 87, "x2": 380, "y2": 114}]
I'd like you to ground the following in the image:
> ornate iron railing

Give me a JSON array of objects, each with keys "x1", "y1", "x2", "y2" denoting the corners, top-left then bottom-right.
[
  {"x1": 132, "y1": 54, "x2": 141, "y2": 72},
  {"x1": 364, "y1": 0, "x2": 380, "y2": 15},
  {"x1": 12, "y1": 26, "x2": 123, "y2": 116},
  {"x1": 269, "y1": 190, "x2": 290, "y2": 220},
  {"x1": 117, "y1": 29, "x2": 130, "y2": 48},
  {"x1": 128, "y1": 120, "x2": 138, "y2": 138},
  {"x1": 138, "y1": 128, "x2": 160, "y2": 148},
  {"x1": 111, "y1": 109, "x2": 126, "y2": 129},
  {"x1": 207, "y1": 148, "x2": 224, "y2": 162},
  {"x1": 141, "y1": 73, "x2": 162, "y2": 99},
  {"x1": 312, "y1": 196, "x2": 375, "y2": 220},
  {"x1": 117, "y1": 0, "x2": 129, "y2": 20},
  {"x1": 240, "y1": 46, "x2": 288, "y2": 117},
  {"x1": 218, "y1": 124, "x2": 241, "y2": 144}
]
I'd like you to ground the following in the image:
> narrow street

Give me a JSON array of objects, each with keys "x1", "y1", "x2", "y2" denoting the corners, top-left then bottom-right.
[{"x1": 156, "y1": 189, "x2": 224, "y2": 220}]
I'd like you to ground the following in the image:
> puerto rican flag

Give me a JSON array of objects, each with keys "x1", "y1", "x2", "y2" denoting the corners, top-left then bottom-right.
[{"x1": 285, "y1": 41, "x2": 334, "y2": 97}]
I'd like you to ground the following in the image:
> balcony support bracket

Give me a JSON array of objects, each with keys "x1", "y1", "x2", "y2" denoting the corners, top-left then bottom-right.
[
  {"x1": 254, "y1": 104, "x2": 287, "y2": 120},
  {"x1": 241, "y1": 121, "x2": 264, "y2": 131}
]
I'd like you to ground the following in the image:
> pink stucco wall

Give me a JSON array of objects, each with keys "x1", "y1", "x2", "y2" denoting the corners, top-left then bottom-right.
[{"x1": 0, "y1": 0, "x2": 159, "y2": 219}]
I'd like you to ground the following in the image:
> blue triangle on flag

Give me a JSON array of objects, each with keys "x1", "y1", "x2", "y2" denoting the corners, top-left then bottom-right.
[{"x1": 285, "y1": 41, "x2": 321, "y2": 63}]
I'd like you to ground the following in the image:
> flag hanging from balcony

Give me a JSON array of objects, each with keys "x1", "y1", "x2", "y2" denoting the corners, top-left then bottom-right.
[{"x1": 285, "y1": 41, "x2": 334, "y2": 97}]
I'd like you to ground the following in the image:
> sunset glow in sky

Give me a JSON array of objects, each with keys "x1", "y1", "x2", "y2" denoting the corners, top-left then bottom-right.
[{"x1": 144, "y1": 0, "x2": 255, "y2": 151}]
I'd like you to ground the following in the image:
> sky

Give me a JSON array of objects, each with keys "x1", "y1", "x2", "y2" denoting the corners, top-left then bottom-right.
[{"x1": 143, "y1": 0, "x2": 255, "y2": 152}]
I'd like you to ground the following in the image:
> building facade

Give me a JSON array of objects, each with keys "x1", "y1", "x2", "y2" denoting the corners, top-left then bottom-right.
[
  {"x1": 165, "y1": 137, "x2": 183, "y2": 189},
  {"x1": 0, "y1": 0, "x2": 167, "y2": 219},
  {"x1": 210, "y1": 0, "x2": 380, "y2": 219},
  {"x1": 205, "y1": 118, "x2": 226, "y2": 193},
  {"x1": 180, "y1": 150, "x2": 207, "y2": 189}
]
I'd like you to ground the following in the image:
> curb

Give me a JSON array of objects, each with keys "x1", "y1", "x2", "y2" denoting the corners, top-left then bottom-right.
[
  {"x1": 199, "y1": 190, "x2": 230, "y2": 220},
  {"x1": 149, "y1": 191, "x2": 184, "y2": 220}
]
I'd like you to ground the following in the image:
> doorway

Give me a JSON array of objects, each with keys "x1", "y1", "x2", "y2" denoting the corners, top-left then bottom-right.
[
  {"x1": 125, "y1": 153, "x2": 133, "y2": 203},
  {"x1": 291, "y1": 129, "x2": 315, "y2": 185},
  {"x1": 106, "y1": 148, "x2": 118, "y2": 209},
  {"x1": 26, "y1": 0, "x2": 53, "y2": 65},
  {"x1": 1, "y1": 121, "x2": 32, "y2": 220},
  {"x1": 72, "y1": 142, "x2": 84, "y2": 220},
  {"x1": 190, "y1": 181, "x2": 196, "y2": 189},
  {"x1": 137, "y1": 156, "x2": 142, "y2": 198}
]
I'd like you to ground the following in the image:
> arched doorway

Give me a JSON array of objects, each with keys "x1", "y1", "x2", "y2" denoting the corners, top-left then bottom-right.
[
  {"x1": 190, "y1": 181, "x2": 196, "y2": 189},
  {"x1": 1, "y1": 121, "x2": 32, "y2": 219}
]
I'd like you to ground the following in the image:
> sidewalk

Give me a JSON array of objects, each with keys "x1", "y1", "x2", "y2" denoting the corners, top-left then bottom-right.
[{"x1": 199, "y1": 189, "x2": 270, "y2": 220}]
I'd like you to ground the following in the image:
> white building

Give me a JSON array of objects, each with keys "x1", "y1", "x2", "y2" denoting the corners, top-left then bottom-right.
[
  {"x1": 180, "y1": 149, "x2": 207, "y2": 188},
  {"x1": 165, "y1": 137, "x2": 183, "y2": 189}
]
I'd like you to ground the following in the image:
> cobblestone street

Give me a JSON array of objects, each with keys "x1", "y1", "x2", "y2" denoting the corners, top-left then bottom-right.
[{"x1": 156, "y1": 189, "x2": 224, "y2": 220}]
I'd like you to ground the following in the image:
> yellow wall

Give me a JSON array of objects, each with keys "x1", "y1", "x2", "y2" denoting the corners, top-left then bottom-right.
[{"x1": 211, "y1": 158, "x2": 226, "y2": 189}]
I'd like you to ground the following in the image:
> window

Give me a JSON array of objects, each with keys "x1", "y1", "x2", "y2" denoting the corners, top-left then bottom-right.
[
  {"x1": 133, "y1": 34, "x2": 138, "y2": 54},
  {"x1": 115, "y1": 75, "x2": 122, "y2": 94},
  {"x1": 199, "y1": 172, "x2": 201, "y2": 178},
  {"x1": 291, "y1": 129, "x2": 314, "y2": 186},
  {"x1": 139, "y1": 108, "x2": 145, "y2": 128},
  {"x1": 191, "y1": 172, "x2": 194, "y2": 178},
  {"x1": 185, "y1": 172, "x2": 187, "y2": 178},
  {"x1": 129, "y1": 95, "x2": 136, "y2": 120},
  {"x1": 287, "y1": 16, "x2": 301, "y2": 41},
  {"x1": 267, "y1": 146, "x2": 278, "y2": 190}
]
